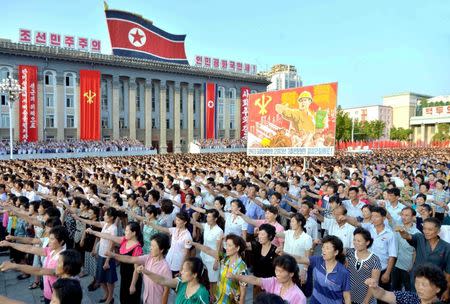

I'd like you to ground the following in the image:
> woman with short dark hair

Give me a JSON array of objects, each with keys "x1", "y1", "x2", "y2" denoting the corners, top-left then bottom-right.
[
  {"x1": 346, "y1": 227, "x2": 381, "y2": 304},
  {"x1": 365, "y1": 264, "x2": 448, "y2": 304}
]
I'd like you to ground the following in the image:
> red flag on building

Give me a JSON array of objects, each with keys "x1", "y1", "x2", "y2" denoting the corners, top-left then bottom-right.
[
  {"x1": 79, "y1": 70, "x2": 101, "y2": 140},
  {"x1": 18, "y1": 65, "x2": 38, "y2": 142},
  {"x1": 204, "y1": 83, "x2": 217, "y2": 139}
]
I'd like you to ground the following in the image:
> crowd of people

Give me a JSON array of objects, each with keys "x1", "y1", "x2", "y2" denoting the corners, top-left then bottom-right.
[
  {"x1": 0, "y1": 138, "x2": 152, "y2": 155},
  {"x1": 194, "y1": 139, "x2": 246, "y2": 149},
  {"x1": 0, "y1": 148, "x2": 448, "y2": 304}
]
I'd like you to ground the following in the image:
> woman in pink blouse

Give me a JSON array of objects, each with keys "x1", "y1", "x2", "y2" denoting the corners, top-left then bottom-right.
[
  {"x1": 86, "y1": 221, "x2": 143, "y2": 304},
  {"x1": 147, "y1": 212, "x2": 193, "y2": 276},
  {"x1": 0, "y1": 226, "x2": 68, "y2": 304},
  {"x1": 227, "y1": 254, "x2": 307, "y2": 304}
]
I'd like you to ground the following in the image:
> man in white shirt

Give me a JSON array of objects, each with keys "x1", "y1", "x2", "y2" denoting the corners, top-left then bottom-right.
[
  {"x1": 313, "y1": 205, "x2": 355, "y2": 249},
  {"x1": 300, "y1": 201, "x2": 319, "y2": 243},
  {"x1": 385, "y1": 188, "x2": 406, "y2": 227},
  {"x1": 342, "y1": 187, "x2": 365, "y2": 218}
]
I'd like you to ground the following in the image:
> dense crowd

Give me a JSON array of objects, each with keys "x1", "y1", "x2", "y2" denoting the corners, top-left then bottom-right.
[
  {"x1": 194, "y1": 139, "x2": 246, "y2": 149},
  {"x1": 0, "y1": 138, "x2": 152, "y2": 155},
  {"x1": 0, "y1": 148, "x2": 448, "y2": 304}
]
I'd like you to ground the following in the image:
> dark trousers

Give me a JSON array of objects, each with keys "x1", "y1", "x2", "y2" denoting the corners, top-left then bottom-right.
[
  {"x1": 392, "y1": 267, "x2": 412, "y2": 291},
  {"x1": 378, "y1": 269, "x2": 392, "y2": 304}
]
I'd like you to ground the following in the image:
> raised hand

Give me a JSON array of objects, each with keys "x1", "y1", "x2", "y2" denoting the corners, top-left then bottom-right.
[{"x1": 0, "y1": 241, "x2": 11, "y2": 247}]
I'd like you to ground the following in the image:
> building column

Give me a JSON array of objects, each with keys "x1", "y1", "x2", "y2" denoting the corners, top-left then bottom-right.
[
  {"x1": 420, "y1": 124, "x2": 425, "y2": 144},
  {"x1": 128, "y1": 78, "x2": 137, "y2": 140},
  {"x1": 37, "y1": 76, "x2": 44, "y2": 141},
  {"x1": 56, "y1": 75, "x2": 64, "y2": 140},
  {"x1": 187, "y1": 85, "x2": 194, "y2": 145},
  {"x1": 144, "y1": 79, "x2": 152, "y2": 147},
  {"x1": 173, "y1": 84, "x2": 181, "y2": 153},
  {"x1": 224, "y1": 96, "x2": 230, "y2": 138},
  {"x1": 159, "y1": 82, "x2": 167, "y2": 154},
  {"x1": 199, "y1": 85, "x2": 205, "y2": 139},
  {"x1": 112, "y1": 76, "x2": 120, "y2": 139},
  {"x1": 236, "y1": 95, "x2": 242, "y2": 139}
]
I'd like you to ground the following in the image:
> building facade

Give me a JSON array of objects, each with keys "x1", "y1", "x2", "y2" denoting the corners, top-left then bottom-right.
[
  {"x1": 410, "y1": 105, "x2": 450, "y2": 144},
  {"x1": 263, "y1": 64, "x2": 302, "y2": 91},
  {"x1": 382, "y1": 92, "x2": 432, "y2": 129},
  {"x1": 343, "y1": 105, "x2": 393, "y2": 139},
  {"x1": 0, "y1": 41, "x2": 269, "y2": 152}
]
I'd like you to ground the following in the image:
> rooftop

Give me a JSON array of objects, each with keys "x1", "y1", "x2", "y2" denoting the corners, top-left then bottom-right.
[{"x1": 0, "y1": 40, "x2": 270, "y2": 84}]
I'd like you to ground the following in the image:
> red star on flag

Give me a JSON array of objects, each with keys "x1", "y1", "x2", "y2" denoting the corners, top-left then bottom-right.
[{"x1": 130, "y1": 29, "x2": 144, "y2": 44}]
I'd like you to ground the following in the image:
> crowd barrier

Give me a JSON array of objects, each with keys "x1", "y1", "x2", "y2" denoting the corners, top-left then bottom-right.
[{"x1": 0, "y1": 149, "x2": 157, "y2": 160}]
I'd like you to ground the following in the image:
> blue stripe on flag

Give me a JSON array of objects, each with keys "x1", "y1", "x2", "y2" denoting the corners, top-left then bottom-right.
[{"x1": 112, "y1": 49, "x2": 189, "y2": 65}]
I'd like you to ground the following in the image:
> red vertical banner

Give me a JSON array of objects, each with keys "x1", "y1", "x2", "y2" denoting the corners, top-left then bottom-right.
[
  {"x1": 79, "y1": 70, "x2": 101, "y2": 140},
  {"x1": 18, "y1": 65, "x2": 38, "y2": 142},
  {"x1": 204, "y1": 82, "x2": 216, "y2": 139},
  {"x1": 240, "y1": 87, "x2": 250, "y2": 139}
]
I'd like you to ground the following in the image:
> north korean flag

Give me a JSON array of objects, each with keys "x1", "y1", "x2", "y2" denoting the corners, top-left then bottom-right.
[{"x1": 105, "y1": 9, "x2": 189, "y2": 64}]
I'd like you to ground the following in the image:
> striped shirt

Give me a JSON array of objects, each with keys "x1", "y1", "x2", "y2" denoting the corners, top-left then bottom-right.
[
  {"x1": 309, "y1": 256, "x2": 351, "y2": 304},
  {"x1": 346, "y1": 248, "x2": 381, "y2": 304}
]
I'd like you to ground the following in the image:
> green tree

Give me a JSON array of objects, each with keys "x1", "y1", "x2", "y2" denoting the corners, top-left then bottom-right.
[
  {"x1": 432, "y1": 123, "x2": 450, "y2": 142},
  {"x1": 335, "y1": 106, "x2": 352, "y2": 141},
  {"x1": 390, "y1": 127, "x2": 413, "y2": 140}
]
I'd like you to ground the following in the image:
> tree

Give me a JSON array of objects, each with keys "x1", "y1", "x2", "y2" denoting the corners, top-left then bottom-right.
[
  {"x1": 390, "y1": 127, "x2": 413, "y2": 141},
  {"x1": 335, "y1": 106, "x2": 353, "y2": 141},
  {"x1": 432, "y1": 123, "x2": 450, "y2": 142}
]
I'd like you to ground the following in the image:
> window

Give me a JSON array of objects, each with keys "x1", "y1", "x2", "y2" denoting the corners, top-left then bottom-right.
[
  {"x1": 66, "y1": 96, "x2": 74, "y2": 108},
  {"x1": 228, "y1": 88, "x2": 236, "y2": 99},
  {"x1": 136, "y1": 82, "x2": 141, "y2": 112},
  {"x1": 1, "y1": 114, "x2": 9, "y2": 128},
  {"x1": 45, "y1": 115, "x2": 55, "y2": 128},
  {"x1": 45, "y1": 94, "x2": 54, "y2": 107},
  {"x1": 180, "y1": 119, "x2": 183, "y2": 129},
  {"x1": 218, "y1": 87, "x2": 225, "y2": 98},
  {"x1": 0, "y1": 67, "x2": 10, "y2": 79},
  {"x1": 101, "y1": 80, "x2": 108, "y2": 111},
  {"x1": 136, "y1": 118, "x2": 141, "y2": 128},
  {"x1": 119, "y1": 81, "x2": 125, "y2": 112},
  {"x1": 151, "y1": 84, "x2": 156, "y2": 111},
  {"x1": 65, "y1": 74, "x2": 74, "y2": 87},
  {"x1": 217, "y1": 99, "x2": 224, "y2": 129},
  {"x1": 1, "y1": 95, "x2": 6, "y2": 106},
  {"x1": 119, "y1": 118, "x2": 125, "y2": 128},
  {"x1": 166, "y1": 87, "x2": 170, "y2": 112},
  {"x1": 152, "y1": 118, "x2": 156, "y2": 128},
  {"x1": 44, "y1": 72, "x2": 55, "y2": 86},
  {"x1": 180, "y1": 89, "x2": 183, "y2": 113},
  {"x1": 166, "y1": 119, "x2": 170, "y2": 129},
  {"x1": 66, "y1": 115, "x2": 74, "y2": 128},
  {"x1": 101, "y1": 118, "x2": 109, "y2": 128},
  {"x1": 230, "y1": 100, "x2": 236, "y2": 129}
]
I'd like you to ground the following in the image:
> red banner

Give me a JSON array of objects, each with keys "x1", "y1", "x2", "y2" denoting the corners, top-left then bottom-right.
[
  {"x1": 79, "y1": 70, "x2": 101, "y2": 140},
  {"x1": 240, "y1": 87, "x2": 250, "y2": 139},
  {"x1": 18, "y1": 65, "x2": 38, "y2": 142},
  {"x1": 204, "y1": 83, "x2": 216, "y2": 139}
]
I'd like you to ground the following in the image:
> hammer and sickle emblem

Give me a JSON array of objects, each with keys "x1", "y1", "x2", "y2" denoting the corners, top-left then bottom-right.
[
  {"x1": 84, "y1": 90, "x2": 96, "y2": 104},
  {"x1": 255, "y1": 94, "x2": 272, "y2": 115}
]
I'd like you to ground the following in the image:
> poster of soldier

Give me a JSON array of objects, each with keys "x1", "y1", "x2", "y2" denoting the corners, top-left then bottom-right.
[{"x1": 247, "y1": 82, "x2": 338, "y2": 156}]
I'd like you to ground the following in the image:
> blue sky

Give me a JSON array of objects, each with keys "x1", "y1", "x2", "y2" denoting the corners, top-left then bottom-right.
[{"x1": 1, "y1": 0, "x2": 449, "y2": 107}]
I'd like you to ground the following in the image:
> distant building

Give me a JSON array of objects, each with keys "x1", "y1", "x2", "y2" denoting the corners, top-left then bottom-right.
[
  {"x1": 343, "y1": 105, "x2": 393, "y2": 139},
  {"x1": 382, "y1": 92, "x2": 432, "y2": 129},
  {"x1": 382, "y1": 92, "x2": 450, "y2": 143},
  {"x1": 261, "y1": 64, "x2": 302, "y2": 91}
]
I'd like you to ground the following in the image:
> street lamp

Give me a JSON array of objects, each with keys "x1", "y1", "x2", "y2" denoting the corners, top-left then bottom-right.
[{"x1": 0, "y1": 76, "x2": 23, "y2": 160}]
